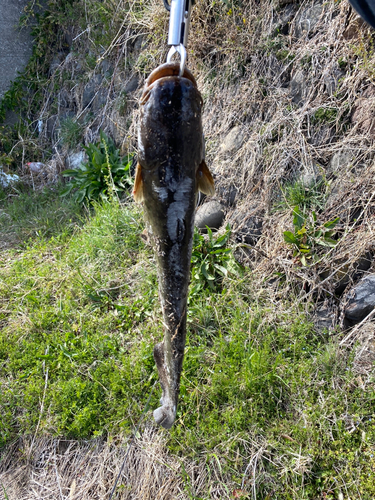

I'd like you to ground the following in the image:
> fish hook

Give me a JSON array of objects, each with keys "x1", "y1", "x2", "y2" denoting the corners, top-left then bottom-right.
[{"x1": 167, "y1": 44, "x2": 187, "y2": 77}]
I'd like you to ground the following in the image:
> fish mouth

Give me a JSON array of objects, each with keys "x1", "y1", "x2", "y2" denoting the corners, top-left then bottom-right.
[{"x1": 140, "y1": 62, "x2": 198, "y2": 104}]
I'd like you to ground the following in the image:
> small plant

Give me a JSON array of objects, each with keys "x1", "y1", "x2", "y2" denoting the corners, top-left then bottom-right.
[
  {"x1": 60, "y1": 117, "x2": 84, "y2": 149},
  {"x1": 283, "y1": 207, "x2": 340, "y2": 265},
  {"x1": 61, "y1": 131, "x2": 133, "y2": 204},
  {"x1": 277, "y1": 179, "x2": 327, "y2": 213},
  {"x1": 311, "y1": 107, "x2": 338, "y2": 125},
  {"x1": 190, "y1": 225, "x2": 241, "y2": 293}
]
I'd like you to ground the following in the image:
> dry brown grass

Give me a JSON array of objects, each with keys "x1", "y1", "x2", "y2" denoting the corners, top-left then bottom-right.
[{"x1": 0, "y1": 425, "x2": 242, "y2": 500}]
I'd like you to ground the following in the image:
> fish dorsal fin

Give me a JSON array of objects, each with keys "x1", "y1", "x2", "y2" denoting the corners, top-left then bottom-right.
[
  {"x1": 133, "y1": 163, "x2": 144, "y2": 203},
  {"x1": 196, "y1": 160, "x2": 215, "y2": 196}
]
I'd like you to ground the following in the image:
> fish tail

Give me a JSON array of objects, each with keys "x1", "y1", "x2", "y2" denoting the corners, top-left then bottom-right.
[
  {"x1": 133, "y1": 163, "x2": 144, "y2": 203},
  {"x1": 153, "y1": 342, "x2": 177, "y2": 429},
  {"x1": 196, "y1": 160, "x2": 215, "y2": 196}
]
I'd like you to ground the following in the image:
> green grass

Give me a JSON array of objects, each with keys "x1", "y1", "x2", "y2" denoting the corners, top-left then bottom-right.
[{"x1": 0, "y1": 190, "x2": 375, "y2": 499}]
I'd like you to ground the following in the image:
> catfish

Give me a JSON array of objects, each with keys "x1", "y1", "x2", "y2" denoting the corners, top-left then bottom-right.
[{"x1": 134, "y1": 62, "x2": 214, "y2": 429}]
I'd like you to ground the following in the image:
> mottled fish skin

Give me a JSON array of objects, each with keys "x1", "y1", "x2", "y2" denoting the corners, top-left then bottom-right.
[{"x1": 135, "y1": 63, "x2": 214, "y2": 429}]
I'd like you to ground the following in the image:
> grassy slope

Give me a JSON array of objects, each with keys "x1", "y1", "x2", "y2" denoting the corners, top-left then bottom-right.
[
  {"x1": 1, "y1": 189, "x2": 374, "y2": 499},
  {"x1": 1, "y1": 0, "x2": 375, "y2": 498}
]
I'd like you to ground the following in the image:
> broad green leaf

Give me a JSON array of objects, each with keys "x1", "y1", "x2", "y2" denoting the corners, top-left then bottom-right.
[{"x1": 283, "y1": 231, "x2": 298, "y2": 244}]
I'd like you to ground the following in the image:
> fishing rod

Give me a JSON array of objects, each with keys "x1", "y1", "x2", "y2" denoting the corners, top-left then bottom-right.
[{"x1": 163, "y1": 0, "x2": 195, "y2": 75}]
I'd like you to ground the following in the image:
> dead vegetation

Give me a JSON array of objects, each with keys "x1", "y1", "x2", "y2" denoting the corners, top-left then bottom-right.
[{"x1": 1, "y1": 0, "x2": 375, "y2": 498}]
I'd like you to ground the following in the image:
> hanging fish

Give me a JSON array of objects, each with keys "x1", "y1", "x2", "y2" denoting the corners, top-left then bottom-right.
[{"x1": 134, "y1": 62, "x2": 215, "y2": 429}]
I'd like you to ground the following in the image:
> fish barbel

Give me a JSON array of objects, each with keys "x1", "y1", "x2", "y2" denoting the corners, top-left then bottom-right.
[{"x1": 134, "y1": 62, "x2": 215, "y2": 429}]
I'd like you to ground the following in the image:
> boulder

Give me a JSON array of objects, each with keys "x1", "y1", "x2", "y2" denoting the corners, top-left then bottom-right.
[
  {"x1": 82, "y1": 74, "x2": 103, "y2": 109},
  {"x1": 323, "y1": 67, "x2": 345, "y2": 96},
  {"x1": 344, "y1": 275, "x2": 375, "y2": 325},
  {"x1": 294, "y1": 3, "x2": 324, "y2": 39},
  {"x1": 314, "y1": 303, "x2": 336, "y2": 334},
  {"x1": 195, "y1": 201, "x2": 225, "y2": 232},
  {"x1": 289, "y1": 70, "x2": 307, "y2": 105},
  {"x1": 328, "y1": 150, "x2": 354, "y2": 175},
  {"x1": 351, "y1": 85, "x2": 375, "y2": 136},
  {"x1": 220, "y1": 126, "x2": 245, "y2": 154},
  {"x1": 124, "y1": 74, "x2": 139, "y2": 94},
  {"x1": 231, "y1": 207, "x2": 264, "y2": 246}
]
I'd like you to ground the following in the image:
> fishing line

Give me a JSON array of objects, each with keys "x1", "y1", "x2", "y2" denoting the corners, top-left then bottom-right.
[{"x1": 108, "y1": 380, "x2": 158, "y2": 500}]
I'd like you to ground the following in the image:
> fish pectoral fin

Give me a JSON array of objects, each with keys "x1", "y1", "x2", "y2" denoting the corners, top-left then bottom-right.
[
  {"x1": 133, "y1": 162, "x2": 144, "y2": 203},
  {"x1": 196, "y1": 160, "x2": 215, "y2": 197}
]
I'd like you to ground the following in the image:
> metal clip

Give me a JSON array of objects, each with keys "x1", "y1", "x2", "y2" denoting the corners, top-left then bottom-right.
[
  {"x1": 166, "y1": 0, "x2": 193, "y2": 75},
  {"x1": 167, "y1": 44, "x2": 187, "y2": 76}
]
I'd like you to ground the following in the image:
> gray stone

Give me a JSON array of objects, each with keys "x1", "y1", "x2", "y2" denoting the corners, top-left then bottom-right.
[
  {"x1": 273, "y1": 4, "x2": 296, "y2": 35},
  {"x1": 49, "y1": 54, "x2": 63, "y2": 75},
  {"x1": 227, "y1": 185, "x2": 237, "y2": 206},
  {"x1": 92, "y1": 88, "x2": 108, "y2": 113},
  {"x1": 133, "y1": 36, "x2": 144, "y2": 52},
  {"x1": 314, "y1": 303, "x2": 336, "y2": 334},
  {"x1": 124, "y1": 74, "x2": 139, "y2": 94},
  {"x1": 3, "y1": 110, "x2": 20, "y2": 127},
  {"x1": 323, "y1": 67, "x2": 345, "y2": 96},
  {"x1": 220, "y1": 126, "x2": 245, "y2": 154},
  {"x1": 289, "y1": 70, "x2": 307, "y2": 105},
  {"x1": 329, "y1": 150, "x2": 354, "y2": 175},
  {"x1": 46, "y1": 115, "x2": 58, "y2": 140},
  {"x1": 100, "y1": 59, "x2": 113, "y2": 78},
  {"x1": 232, "y1": 210, "x2": 264, "y2": 246},
  {"x1": 294, "y1": 3, "x2": 323, "y2": 39},
  {"x1": 299, "y1": 162, "x2": 323, "y2": 187},
  {"x1": 195, "y1": 201, "x2": 225, "y2": 232},
  {"x1": 344, "y1": 275, "x2": 375, "y2": 324},
  {"x1": 82, "y1": 74, "x2": 103, "y2": 108}
]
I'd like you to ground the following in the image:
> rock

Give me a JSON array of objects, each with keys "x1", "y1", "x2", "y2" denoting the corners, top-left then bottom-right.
[
  {"x1": 274, "y1": 3, "x2": 296, "y2": 35},
  {"x1": 314, "y1": 302, "x2": 336, "y2": 334},
  {"x1": 232, "y1": 209, "x2": 264, "y2": 246},
  {"x1": 351, "y1": 86, "x2": 375, "y2": 136},
  {"x1": 220, "y1": 126, "x2": 245, "y2": 154},
  {"x1": 344, "y1": 275, "x2": 375, "y2": 324},
  {"x1": 323, "y1": 67, "x2": 345, "y2": 96},
  {"x1": 82, "y1": 74, "x2": 103, "y2": 108},
  {"x1": 299, "y1": 162, "x2": 323, "y2": 187},
  {"x1": 100, "y1": 59, "x2": 113, "y2": 78},
  {"x1": 46, "y1": 115, "x2": 59, "y2": 140},
  {"x1": 66, "y1": 151, "x2": 87, "y2": 170},
  {"x1": 133, "y1": 36, "x2": 144, "y2": 52},
  {"x1": 328, "y1": 150, "x2": 355, "y2": 175},
  {"x1": 92, "y1": 88, "x2": 108, "y2": 113},
  {"x1": 343, "y1": 14, "x2": 367, "y2": 40},
  {"x1": 226, "y1": 185, "x2": 237, "y2": 206},
  {"x1": 49, "y1": 54, "x2": 63, "y2": 75},
  {"x1": 294, "y1": 3, "x2": 324, "y2": 39},
  {"x1": 289, "y1": 70, "x2": 307, "y2": 105},
  {"x1": 195, "y1": 201, "x2": 225, "y2": 232},
  {"x1": 124, "y1": 74, "x2": 139, "y2": 94}
]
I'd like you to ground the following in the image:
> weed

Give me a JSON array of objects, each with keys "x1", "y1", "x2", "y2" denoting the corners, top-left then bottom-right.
[
  {"x1": 61, "y1": 131, "x2": 133, "y2": 203},
  {"x1": 60, "y1": 117, "x2": 84, "y2": 149},
  {"x1": 311, "y1": 107, "x2": 338, "y2": 125},
  {"x1": 283, "y1": 208, "x2": 340, "y2": 265},
  {"x1": 277, "y1": 179, "x2": 339, "y2": 265},
  {"x1": 276, "y1": 179, "x2": 327, "y2": 213},
  {"x1": 190, "y1": 225, "x2": 242, "y2": 293}
]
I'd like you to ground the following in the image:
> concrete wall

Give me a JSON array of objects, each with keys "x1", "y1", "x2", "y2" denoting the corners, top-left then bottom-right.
[{"x1": 0, "y1": 0, "x2": 33, "y2": 99}]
